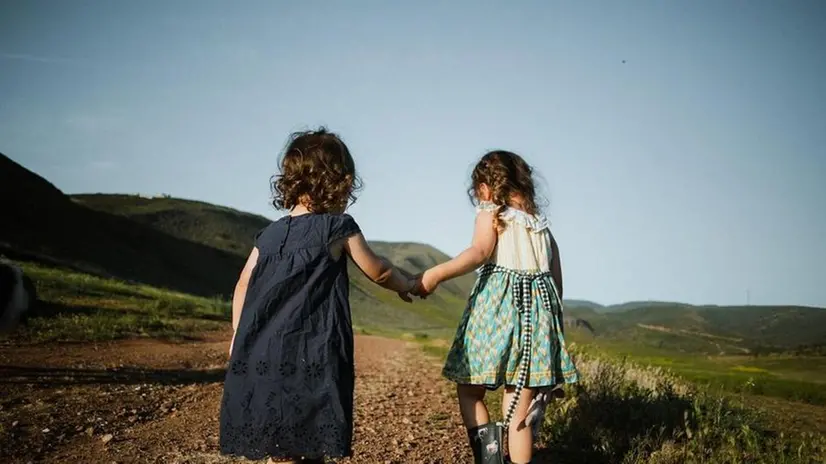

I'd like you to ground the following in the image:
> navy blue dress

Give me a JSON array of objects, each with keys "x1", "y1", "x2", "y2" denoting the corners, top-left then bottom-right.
[{"x1": 219, "y1": 213, "x2": 361, "y2": 460}]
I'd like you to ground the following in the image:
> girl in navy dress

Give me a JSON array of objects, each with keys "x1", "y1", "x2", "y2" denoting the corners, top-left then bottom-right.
[{"x1": 219, "y1": 128, "x2": 416, "y2": 463}]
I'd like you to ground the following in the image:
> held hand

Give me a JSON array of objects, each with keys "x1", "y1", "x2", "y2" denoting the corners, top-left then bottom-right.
[
  {"x1": 408, "y1": 273, "x2": 429, "y2": 299},
  {"x1": 413, "y1": 270, "x2": 440, "y2": 297},
  {"x1": 397, "y1": 284, "x2": 414, "y2": 303},
  {"x1": 421, "y1": 269, "x2": 440, "y2": 295},
  {"x1": 395, "y1": 268, "x2": 417, "y2": 303}
]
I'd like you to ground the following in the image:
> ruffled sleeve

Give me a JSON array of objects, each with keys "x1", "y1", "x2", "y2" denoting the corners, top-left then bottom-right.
[
  {"x1": 253, "y1": 227, "x2": 265, "y2": 248},
  {"x1": 327, "y1": 213, "x2": 362, "y2": 245},
  {"x1": 476, "y1": 202, "x2": 550, "y2": 231},
  {"x1": 499, "y1": 208, "x2": 550, "y2": 232},
  {"x1": 253, "y1": 222, "x2": 275, "y2": 249},
  {"x1": 475, "y1": 201, "x2": 500, "y2": 213}
]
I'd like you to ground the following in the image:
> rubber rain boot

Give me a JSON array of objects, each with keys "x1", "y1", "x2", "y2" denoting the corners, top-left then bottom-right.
[{"x1": 467, "y1": 423, "x2": 505, "y2": 464}]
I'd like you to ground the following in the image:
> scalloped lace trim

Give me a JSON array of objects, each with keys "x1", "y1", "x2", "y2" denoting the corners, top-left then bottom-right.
[{"x1": 476, "y1": 201, "x2": 549, "y2": 231}]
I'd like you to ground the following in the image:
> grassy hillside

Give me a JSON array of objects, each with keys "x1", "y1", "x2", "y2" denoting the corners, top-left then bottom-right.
[
  {"x1": 71, "y1": 193, "x2": 270, "y2": 257},
  {"x1": 2, "y1": 154, "x2": 474, "y2": 336},
  {"x1": 369, "y1": 241, "x2": 478, "y2": 301},
  {"x1": 9, "y1": 260, "x2": 230, "y2": 343},
  {"x1": 563, "y1": 304, "x2": 826, "y2": 407},
  {"x1": 66, "y1": 192, "x2": 826, "y2": 408},
  {"x1": 566, "y1": 303, "x2": 826, "y2": 354},
  {"x1": 1, "y1": 153, "x2": 243, "y2": 298},
  {"x1": 564, "y1": 299, "x2": 605, "y2": 311},
  {"x1": 5, "y1": 153, "x2": 824, "y2": 346},
  {"x1": 72, "y1": 193, "x2": 473, "y2": 336},
  {"x1": 74, "y1": 192, "x2": 824, "y2": 348},
  {"x1": 419, "y1": 340, "x2": 826, "y2": 462},
  {"x1": 71, "y1": 195, "x2": 477, "y2": 295},
  {"x1": 7, "y1": 155, "x2": 826, "y2": 461}
]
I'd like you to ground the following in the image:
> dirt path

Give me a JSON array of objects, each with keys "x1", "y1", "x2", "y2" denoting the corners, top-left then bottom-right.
[{"x1": 0, "y1": 335, "x2": 471, "y2": 463}]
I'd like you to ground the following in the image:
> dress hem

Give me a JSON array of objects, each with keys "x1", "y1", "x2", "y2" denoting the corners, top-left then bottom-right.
[
  {"x1": 219, "y1": 449, "x2": 352, "y2": 460},
  {"x1": 442, "y1": 370, "x2": 579, "y2": 388}
]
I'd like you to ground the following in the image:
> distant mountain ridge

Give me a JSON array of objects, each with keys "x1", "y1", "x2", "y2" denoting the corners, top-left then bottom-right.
[
  {"x1": 565, "y1": 301, "x2": 826, "y2": 353},
  {"x1": 0, "y1": 153, "x2": 471, "y2": 334},
  {"x1": 70, "y1": 194, "x2": 479, "y2": 304},
  {"x1": 3, "y1": 152, "x2": 824, "y2": 344},
  {"x1": 72, "y1": 193, "x2": 272, "y2": 258},
  {"x1": 1, "y1": 153, "x2": 243, "y2": 297}
]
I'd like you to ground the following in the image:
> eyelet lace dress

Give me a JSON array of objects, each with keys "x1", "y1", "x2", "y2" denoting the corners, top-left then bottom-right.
[{"x1": 219, "y1": 213, "x2": 361, "y2": 460}]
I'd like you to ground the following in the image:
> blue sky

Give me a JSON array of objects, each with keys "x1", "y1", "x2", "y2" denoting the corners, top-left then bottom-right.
[{"x1": 1, "y1": 1, "x2": 824, "y2": 307}]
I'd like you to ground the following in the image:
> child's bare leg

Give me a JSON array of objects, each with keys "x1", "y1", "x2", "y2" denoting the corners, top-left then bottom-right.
[
  {"x1": 502, "y1": 386, "x2": 535, "y2": 463},
  {"x1": 457, "y1": 384, "x2": 489, "y2": 427}
]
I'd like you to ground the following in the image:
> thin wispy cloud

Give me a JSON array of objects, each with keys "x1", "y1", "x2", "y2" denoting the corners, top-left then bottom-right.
[{"x1": 0, "y1": 52, "x2": 76, "y2": 64}]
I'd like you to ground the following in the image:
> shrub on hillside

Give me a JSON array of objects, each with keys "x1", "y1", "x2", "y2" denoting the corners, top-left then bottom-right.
[{"x1": 535, "y1": 354, "x2": 826, "y2": 463}]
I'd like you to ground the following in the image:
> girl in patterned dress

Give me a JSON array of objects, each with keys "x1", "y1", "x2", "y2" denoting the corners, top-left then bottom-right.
[{"x1": 416, "y1": 150, "x2": 578, "y2": 464}]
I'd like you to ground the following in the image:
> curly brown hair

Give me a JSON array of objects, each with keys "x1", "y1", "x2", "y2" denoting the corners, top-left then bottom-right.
[
  {"x1": 271, "y1": 127, "x2": 362, "y2": 213},
  {"x1": 468, "y1": 150, "x2": 539, "y2": 231}
]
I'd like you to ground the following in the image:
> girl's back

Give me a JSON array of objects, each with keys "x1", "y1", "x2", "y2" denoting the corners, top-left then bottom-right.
[
  {"x1": 422, "y1": 150, "x2": 576, "y2": 464},
  {"x1": 237, "y1": 213, "x2": 359, "y2": 351},
  {"x1": 219, "y1": 128, "x2": 416, "y2": 463},
  {"x1": 479, "y1": 201, "x2": 554, "y2": 273},
  {"x1": 221, "y1": 212, "x2": 360, "y2": 460}
]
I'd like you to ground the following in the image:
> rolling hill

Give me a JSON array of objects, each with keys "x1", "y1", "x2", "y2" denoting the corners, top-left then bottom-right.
[
  {"x1": 1, "y1": 153, "x2": 243, "y2": 297},
  {"x1": 54, "y1": 193, "x2": 826, "y2": 349},
  {"x1": 70, "y1": 194, "x2": 478, "y2": 304},
  {"x1": 3, "y1": 152, "x2": 824, "y2": 346},
  {"x1": 1, "y1": 153, "x2": 471, "y2": 335},
  {"x1": 71, "y1": 193, "x2": 475, "y2": 335},
  {"x1": 71, "y1": 193, "x2": 270, "y2": 257},
  {"x1": 565, "y1": 302, "x2": 826, "y2": 354}
]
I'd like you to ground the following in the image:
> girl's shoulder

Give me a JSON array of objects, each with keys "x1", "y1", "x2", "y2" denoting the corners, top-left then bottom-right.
[
  {"x1": 499, "y1": 207, "x2": 550, "y2": 232},
  {"x1": 253, "y1": 213, "x2": 362, "y2": 251},
  {"x1": 476, "y1": 201, "x2": 550, "y2": 232},
  {"x1": 324, "y1": 212, "x2": 361, "y2": 243}
]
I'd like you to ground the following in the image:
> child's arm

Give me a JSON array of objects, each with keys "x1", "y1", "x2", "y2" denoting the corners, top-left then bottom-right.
[
  {"x1": 550, "y1": 234, "x2": 563, "y2": 298},
  {"x1": 419, "y1": 210, "x2": 497, "y2": 294},
  {"x1": 229, "y1": 247, "x2": 259, "y2": 354},
  {"x1": 345, "y1": 234, "x2": 415, "y2": 295}
]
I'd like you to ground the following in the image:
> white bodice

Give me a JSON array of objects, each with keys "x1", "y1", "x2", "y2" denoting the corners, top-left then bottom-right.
[{"x1": 477, "y1": 201, "x2": 553, "y2": 272}]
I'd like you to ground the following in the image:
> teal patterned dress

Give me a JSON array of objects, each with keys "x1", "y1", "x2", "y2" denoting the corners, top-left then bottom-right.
[{"x1": 442, "y1": 203, "x2": 578, "y2": 389}]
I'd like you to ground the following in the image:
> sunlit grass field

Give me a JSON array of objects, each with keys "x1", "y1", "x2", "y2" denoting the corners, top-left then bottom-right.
[
  {"x1": 417, "y1": 339, "x2": 826, "y2": 463},
  {"x1": 570, "y1": 334, "x2": 826, "y2": 407},
  {"x1": 7, "y1": 261, "x2": 231, "y2": 342}
]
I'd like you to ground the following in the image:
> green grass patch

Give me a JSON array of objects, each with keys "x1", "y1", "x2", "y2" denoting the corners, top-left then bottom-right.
[
  {"x1": 5, "y1": 260, "x2": 230, "y2": 343},
  {"x1": 421, "y1": 343, "x2": 449, "y2": 360},
  {"x1": 573, "y1": 335, "x2": 826, "y2": 407},
  {"x1": 418, "y1": 341, "x2": 826, "y2": 463},
  {"x1": 2, "y1": 258, "x2": 463, "y2": 344},
  {"x1": 538, "y1": 354, "x2": 826, "y2": 463}
]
